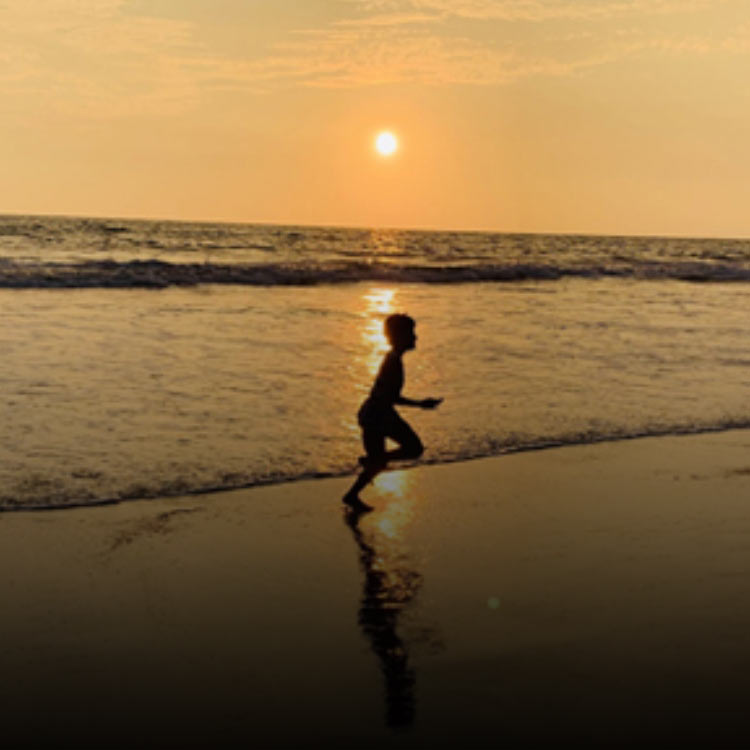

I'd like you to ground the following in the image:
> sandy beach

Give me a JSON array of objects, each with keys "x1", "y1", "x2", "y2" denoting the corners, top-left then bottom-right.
[
  {"x1": 7, "y1": 2, "x2": 750, "y2": 747},
  {"x1": 4, "y1": 430, "x2": 750, "y2": 747}
]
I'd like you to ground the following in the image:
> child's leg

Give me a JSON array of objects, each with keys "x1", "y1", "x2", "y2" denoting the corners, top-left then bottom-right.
[
  {"x1": 343, "y1": 413, "x2": 423, "y2": 507},
  {"x1": 360, "y1": 428, "x2": 388, "y2": 470},
  {"x1": 343, "y1": 428, "x2": 386, "y2": 506},
  {"x1": 344, "y1": 464, "x2": 379, "y2": 504},
  {"x1": 384, "y1": 413, "x2": 423, "y2": 462}
]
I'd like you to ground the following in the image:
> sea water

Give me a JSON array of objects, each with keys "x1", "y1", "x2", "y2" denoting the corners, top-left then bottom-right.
[{"x1": 2, "y1": 214, "x2": 750, "y2": 509}]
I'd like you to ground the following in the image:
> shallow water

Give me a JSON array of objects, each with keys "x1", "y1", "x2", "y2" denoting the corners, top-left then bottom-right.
[{"x1": 3, "y1": 276, "x2": 750, "y2": 509}]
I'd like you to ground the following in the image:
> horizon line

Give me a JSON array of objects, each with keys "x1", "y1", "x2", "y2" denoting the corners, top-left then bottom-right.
[{"x1": 1, "y1": 209, "x2": 748, "y2": 243}]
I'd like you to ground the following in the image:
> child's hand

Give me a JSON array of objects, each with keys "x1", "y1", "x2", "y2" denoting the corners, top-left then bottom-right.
[{"x1": 421, "y1": 397, "x2": 443, "y2": 409}]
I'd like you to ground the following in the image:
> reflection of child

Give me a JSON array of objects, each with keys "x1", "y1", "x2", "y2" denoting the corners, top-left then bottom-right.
[{"x1": 343, "y1": 314, "x2": 442, "y2": 511}]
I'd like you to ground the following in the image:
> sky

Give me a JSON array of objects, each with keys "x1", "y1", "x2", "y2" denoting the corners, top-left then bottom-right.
[{"x1": 2, "y1": 0, "x2": 750, "y2": 236}]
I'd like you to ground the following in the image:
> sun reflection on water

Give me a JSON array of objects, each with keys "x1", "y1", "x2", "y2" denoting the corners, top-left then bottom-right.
[
  {"x1": 343, "y1": 468, "x2": 426, "y2": 727},
  {"x1": 373, "y1": 470, "x2": 415, "y2": 541},
  {"x1": 344, "y1": 287, "x2": 398, "y2": 442},
  {"x1": 361, "y1": 287, "x2": 396, "y2": 378}
]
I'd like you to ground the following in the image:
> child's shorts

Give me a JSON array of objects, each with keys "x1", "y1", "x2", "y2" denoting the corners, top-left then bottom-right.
[{"x1": 357, "y1": 398, "x2": 421, "y2": 458}]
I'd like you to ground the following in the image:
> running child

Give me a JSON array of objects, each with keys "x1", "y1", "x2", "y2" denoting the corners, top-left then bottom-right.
[{"x1": 343, "y1": 313, "x2": 442, "y2": 511}]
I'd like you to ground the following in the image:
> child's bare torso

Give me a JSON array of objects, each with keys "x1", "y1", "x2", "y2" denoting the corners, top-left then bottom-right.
[
  {"x1": 358, "y1": 351, "x2": 403, "y2": 428},
  {"x1": 369, "y1": 351, "x2": 403, "y2": 406}
]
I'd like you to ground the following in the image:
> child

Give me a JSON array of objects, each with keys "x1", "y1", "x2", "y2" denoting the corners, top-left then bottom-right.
[{"x1": 343, "y1": 313, "x2": 442, "y2": 511}]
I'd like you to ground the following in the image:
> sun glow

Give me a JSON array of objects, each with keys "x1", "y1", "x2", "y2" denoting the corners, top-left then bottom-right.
[{"x1": 375, "y1": 131, "x2": 398, "y2": 156}]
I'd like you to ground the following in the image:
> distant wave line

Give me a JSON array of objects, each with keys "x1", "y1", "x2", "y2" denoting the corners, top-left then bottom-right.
[{"x1": 2, "y1": 258, "x2": 750, "y2": 288}]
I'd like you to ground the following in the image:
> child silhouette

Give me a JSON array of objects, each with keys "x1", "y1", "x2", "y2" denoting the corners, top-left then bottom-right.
[{"x1": 343, "y1": 313, "x2": 442, "y2": 511}]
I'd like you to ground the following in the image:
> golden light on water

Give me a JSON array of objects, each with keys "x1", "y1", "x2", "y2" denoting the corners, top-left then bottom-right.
[
  {"x1": 344, "y1": 286, "x2": 398, "y2": 441},
  {"x1": 366, "y1": 287, "x2": 396, "y2": 314},
  {"x1": 343, "y1": 465, "x2": 423, "y2": 728},
  {"x1": 369, "y1": 475, "x2": 419, "y2": 607},
  {"x1": 375, "y1": 131, "x2": 398, "y2": 157},
  {"x1": 376, "y1": 470, "x2": 408, "y2": 496},
  {"x1": 361, "y1": 287, "x2": 396, "y2": 377},
  {"x1": 373, "y1": 470, "x2": 415, "y2": 540}
]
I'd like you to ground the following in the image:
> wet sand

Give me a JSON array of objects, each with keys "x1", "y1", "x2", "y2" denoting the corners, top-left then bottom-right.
[{"x1": 4, "y1": 431, "x2": 750, "y2": 747}]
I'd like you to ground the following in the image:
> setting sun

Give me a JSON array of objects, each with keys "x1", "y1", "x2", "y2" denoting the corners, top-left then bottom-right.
[{"x1": 375, "y1": 131, "x2": 398, "y2": 157}]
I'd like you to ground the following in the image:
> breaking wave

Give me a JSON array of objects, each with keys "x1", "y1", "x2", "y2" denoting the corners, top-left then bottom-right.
[{"x1": 3, "y1": 258, "x2": 750, "y2": 289}]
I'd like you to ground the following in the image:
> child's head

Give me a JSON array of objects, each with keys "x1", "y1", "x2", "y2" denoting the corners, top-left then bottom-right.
[{"x1": 384, "y1": 313, "x2": 416, "y2": 351}]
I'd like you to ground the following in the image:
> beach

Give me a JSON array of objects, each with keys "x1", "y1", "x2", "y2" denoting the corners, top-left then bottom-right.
[
  {"x1": 5, "y1": 430, "x2": 750, "y2": 747},
  {"x1": 7, "y1": 1, "x2": 750, "y2": 746}
]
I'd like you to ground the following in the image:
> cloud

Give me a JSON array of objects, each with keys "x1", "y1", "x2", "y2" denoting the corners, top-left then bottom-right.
[
  {"x1": 249, "y1": 26, "x2": 623, "y2": 89},
  {"x1": 349, "y1": 0, "x2": 722, "y2": 23},
  {"x1": 242, "y1": 0, "x2": 742, "y2": 90},
  {"x1": 275, "y1": 0, "x2": 749, "y2": 90},
  {"x1": 332, "y1": 12, "x2": 441, "y2": 28},
  {"x1": 0, "y1": 0, "x2": 204, "y2": 116},
  {"x1": 0, "y1": 0, "x2": 746, "y2": 116}
]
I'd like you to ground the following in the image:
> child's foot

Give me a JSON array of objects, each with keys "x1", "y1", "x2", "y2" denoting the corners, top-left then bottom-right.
[{"x1": 342, "y1": 491, "x2": 374, "y2": 513}]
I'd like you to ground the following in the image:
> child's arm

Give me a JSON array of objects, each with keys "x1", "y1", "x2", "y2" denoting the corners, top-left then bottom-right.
[
  {"x1": 380, "y1": 352, "x2": 443, "y2": 409},
  {"x1": 395, "y1": 395, "x2": 443, "y2": 409}
]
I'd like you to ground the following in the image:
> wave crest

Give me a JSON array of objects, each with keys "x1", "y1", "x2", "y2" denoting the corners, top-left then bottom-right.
[{"x1": 2, "y1": 258, "x2": 750, "y2": 289}]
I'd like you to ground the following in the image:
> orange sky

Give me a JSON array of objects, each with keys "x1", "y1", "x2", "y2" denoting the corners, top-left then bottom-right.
[{"x1": 2, "y1": 0, "x2": 750, "y2": 236}]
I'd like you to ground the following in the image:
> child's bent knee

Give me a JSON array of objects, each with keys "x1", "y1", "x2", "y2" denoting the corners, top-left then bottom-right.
[{"x1": 408, "y1": 440, "x2": 424, "y2": 459}]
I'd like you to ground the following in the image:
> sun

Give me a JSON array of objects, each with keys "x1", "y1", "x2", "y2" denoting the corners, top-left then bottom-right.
[{"x1": 375, "y1": 131, "x2": 398, "y2": 157}]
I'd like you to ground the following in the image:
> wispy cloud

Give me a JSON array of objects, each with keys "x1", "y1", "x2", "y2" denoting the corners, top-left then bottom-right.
[
  {"x1": 0, "y1": 0, "x2": 203, "y2": 116},
  {"x1": 332, "y1": 11, "x2": 441, "y2": 28},
  {"x1": 350, "y1": 0, "x2": 722, "y2": 23},
  {"x1": 252, "y1": 27, "x2": 622, "y2": 89},
  {"x1": 0, "y1": 0, "x2": 747, "y2": 116},
  {"x1": 248, "y1": 0, "x2": 742, "y2": 90},
  {"x1": 244, "y1": 0, "x2": 744, "y2": 89}
]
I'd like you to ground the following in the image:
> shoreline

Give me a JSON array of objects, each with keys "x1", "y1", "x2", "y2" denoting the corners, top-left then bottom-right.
[
  {"x1": 6, "y1": 424, "x2": 750, "y2": 514},
  {"x1": 4, "y1": 430, "x2": 750, "y2": 746}
]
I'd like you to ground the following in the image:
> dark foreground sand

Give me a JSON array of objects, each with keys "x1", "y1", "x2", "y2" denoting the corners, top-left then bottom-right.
[{"x1": 4, "y1": 431, "x2": 750, "y2": 747}]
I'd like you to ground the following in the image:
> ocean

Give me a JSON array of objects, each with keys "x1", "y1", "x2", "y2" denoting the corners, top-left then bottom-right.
[{"x1": 3, "y1": 213, "x2": 750, "y2": 510}]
